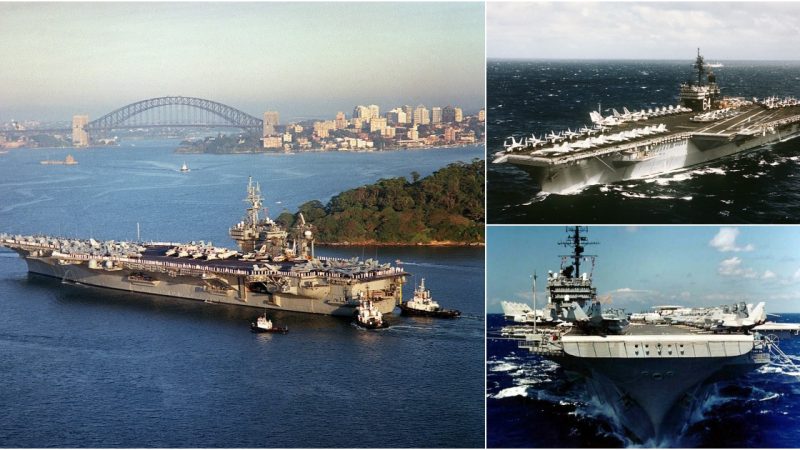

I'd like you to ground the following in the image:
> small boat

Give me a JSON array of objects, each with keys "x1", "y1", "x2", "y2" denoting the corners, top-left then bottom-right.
[
  {"x1": 399, "y1": 278, "x2": 461, "y2": 318},
  {"x1": 250, "y1": 313, "x2": 288, "y2": 334},
  {"x1": 354, "y1": 299, "x2": 389, "y2": 329},
  {"x1": 180, "y1": 162, "x2": 190, "y2": 172}
]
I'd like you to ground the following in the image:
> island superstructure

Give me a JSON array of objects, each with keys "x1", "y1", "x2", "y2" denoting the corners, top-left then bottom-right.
[
  {"x1": 0, "y1": 178, "x2": 407, "y2": 316},
  {"x1": 493, "y1": 49, "x2": 800, "y2": 194},
  {"x1": 499, "y1": 227, "x2": 778, "y2": 443}
]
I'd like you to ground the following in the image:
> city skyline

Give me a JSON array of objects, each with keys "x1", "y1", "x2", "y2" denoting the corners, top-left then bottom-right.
[
  {"x1": 487, "y1": 226, "x2": 800, "y2": 314},
  {"x1": 0, "y1": 2, "x2": 485, "y2": 122},
  {"x1": 488, "y1": 2, "x2": 800, "y2": 60}
]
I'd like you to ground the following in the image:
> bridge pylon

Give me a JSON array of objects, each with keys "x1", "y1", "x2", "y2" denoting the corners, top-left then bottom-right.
[{"x1": 72, "y1": 115, "x2": 89, "y2": 147}]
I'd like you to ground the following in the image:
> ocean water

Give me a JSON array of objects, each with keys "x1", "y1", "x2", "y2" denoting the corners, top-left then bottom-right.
[
  {"x1": 0, "y1": 141, "x2": 484, "y2": 447},
  {"x1": 487, "y1": 60, "x2": 800, "y2": 224},
  {"x1": 487, "y1": 313, "x2": 800, "y2": 448}
]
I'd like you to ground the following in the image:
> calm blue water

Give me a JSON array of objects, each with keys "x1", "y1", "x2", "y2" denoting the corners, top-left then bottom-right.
[
  {"x1": 487, "y1": 313, "x2": 800, "y2": 448},
  {"x1": 0, "y1": 141, "x2": 484, "y2": 447},
  {"x1": 487, "y1": 60, "x2": 800, "y2": 224}
]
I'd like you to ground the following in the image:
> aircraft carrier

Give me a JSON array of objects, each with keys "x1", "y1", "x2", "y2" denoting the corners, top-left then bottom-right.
[
  {"x1": 499, "y1": 227, "x2": 780, "y2": 444},
  {"x1": 0, "y1": 178, "x2": 407, "y2": 316},
  {"x1": 493, "y1": 50, "x2": 800, "y2": 194}
]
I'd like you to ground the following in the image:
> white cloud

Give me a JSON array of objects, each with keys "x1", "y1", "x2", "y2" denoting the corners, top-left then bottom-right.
[
  {"x1": 709, "y1": 227, "x2": 755, "y2": 252},
  {"x1": 718, "y1": 256, "x2": 758, "y2": 278},
  {"x1": 762, "y1": 270, "x2": 777, "y2": 280},
  {"x1": 487, "y1": 2, "x2": 800, "y2": 60}
]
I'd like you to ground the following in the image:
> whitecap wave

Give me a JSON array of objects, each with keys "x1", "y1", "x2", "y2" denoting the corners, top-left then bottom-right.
[
  {"x1": 759, "y1": 392, "x2": 780, "y2": 402},
  {"x1": 493, "y1": 385, "x2": 529, "y2": 399},
  {"x1": 490, "y1": 362, "x2": 518, "y2": 372}
]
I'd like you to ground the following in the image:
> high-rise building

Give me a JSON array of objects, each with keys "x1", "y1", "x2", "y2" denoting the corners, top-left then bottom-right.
[
  {"x1": 442, "y1": 105, "x2": 456, "y2": 123},
  {"x1": 368, "y1": 104, "x2": 380, "y2": 119},
  {"x1": 478, "y1": 109, "x2": 485, "y2": 122},
  {"x1": 407, "y1": 126, "x2": 419, "y2": 141},
  {"x1": 72, "y1": 115, "x2": 89, "y2": 147},
  {"x1": 386, "y1": 108, "x2": 407, "y2": 125},
  {"x1": 454, "y1": 107, "x2": 463, "y2": 123},
  {"x1": 369, "y1": 117, "x2": 387, "y2": 133},
  {"x1": 263, "y1": 111, "x2": 279, "y2": 137},
  {"x1": 382, "y1": 126, "x2": 396, "y2": 138},
  {"x1": 402, "y1": 105, "x2": 413, "y2": 122},
  {"x1": 335, "y1": 112, "x2": 347, "y2": 129},
  {"x1": 413, "y1": 105, "x2": 430, "y2": 126},
  {"x1": 313, "y1": 120, "x2": 336, "y2": 138},
  {"x1": 444, "y1": 127, "x2": 456, "y2": 143},
  {"x1": 431, "y1": 107, "x2": 442, "y2": 124},
  {"x1": 353, "y1": 105, "x2": 371, "y2": 120}
]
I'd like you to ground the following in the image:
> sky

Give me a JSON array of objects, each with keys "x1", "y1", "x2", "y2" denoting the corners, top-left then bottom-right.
[
  {"x1": 487, "y1": 226, "x2": 800, "y2": 314},
  {"x1": 0, "y1": 2, "x2": 485, "y2": 123},
  {"x1": 488, "y1": 2, "x2": 800, "y2": 60}
]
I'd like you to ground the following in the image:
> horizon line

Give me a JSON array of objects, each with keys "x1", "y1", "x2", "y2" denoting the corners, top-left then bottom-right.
[{"x1": 488, "y1": 57, "x2": 800, "y2": 63}]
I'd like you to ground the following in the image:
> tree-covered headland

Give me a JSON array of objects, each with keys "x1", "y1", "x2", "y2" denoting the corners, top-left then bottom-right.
[{"x1": 277, "y1": 159, "x2": 484, "y2": 245}]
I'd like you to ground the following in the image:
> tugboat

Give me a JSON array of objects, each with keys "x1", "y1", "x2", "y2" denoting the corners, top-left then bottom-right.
[
  {"x1": 399, "y1": 278, "x2": 461, "y2": 318},
  {"x1": 354, "y1": 299, "x2": 389, "y2": 329},
  {"x1": 250, "y1": 313, "x2": 288, "y2": 334}
]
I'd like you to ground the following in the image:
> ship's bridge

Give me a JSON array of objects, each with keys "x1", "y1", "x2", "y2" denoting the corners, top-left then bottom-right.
[{"x1": 548, "y1": 275, "x2": 597, "y2": 306}]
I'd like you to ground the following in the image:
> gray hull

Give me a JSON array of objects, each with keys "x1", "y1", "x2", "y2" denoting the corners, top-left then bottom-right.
[
  {"x1": 515, "y1": 123, "x2": 800, "y2": 194},
  {"x1": 21, "y1": 256, "x2": 398, "y2": 317},
  {"x1": 556, "y1": 353, "x2": 763, "y2": 443}
]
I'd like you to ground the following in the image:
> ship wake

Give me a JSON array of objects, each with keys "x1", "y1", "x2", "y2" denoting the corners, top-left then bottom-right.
[{"x1": 487, "y1": 351, "x2": 794, "y2": 448}]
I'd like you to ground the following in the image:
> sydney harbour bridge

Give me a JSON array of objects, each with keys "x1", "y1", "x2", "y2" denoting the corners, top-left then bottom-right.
[{"x1": 11, "y1": 96, "x2": 267, "y2": 145}]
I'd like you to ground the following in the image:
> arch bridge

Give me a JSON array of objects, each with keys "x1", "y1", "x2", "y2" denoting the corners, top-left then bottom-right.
[{"x1": 85, "y1": 96, "x2": 264, "y2": 131}]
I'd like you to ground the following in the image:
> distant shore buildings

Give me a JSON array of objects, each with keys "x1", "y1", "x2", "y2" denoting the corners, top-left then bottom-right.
[
  {"x1": 262, "y1": 103, "x2": 484, "y2": 152},
  {"x1": 0, "y1": 102, "x2": 484, "y2": 153}
]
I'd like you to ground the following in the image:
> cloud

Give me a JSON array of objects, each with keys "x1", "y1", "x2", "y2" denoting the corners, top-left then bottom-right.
[
  {"x1": 718, "y1": 256, "x2": 758, "y2": 278},
  {"x1": 709, "y1": 227, "x2": 755, "y2": 252},
  {"x1": 487, "y1": 2, "x2": 800, "y2": 60},
  {"x1": 762, "y1": 270, "x2": 777, "y2": 280}
]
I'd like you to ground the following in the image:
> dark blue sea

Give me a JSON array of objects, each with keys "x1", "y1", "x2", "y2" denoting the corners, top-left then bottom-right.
[
  {"x1": 0, "y1": 142, "x2": 485, "y2": 448},
  {"x1": 487, "y1": 59, "x2": 800, "y2": 224},
  {"x1": 487, "y1": 314, "x2": 800, "y2": 448}
]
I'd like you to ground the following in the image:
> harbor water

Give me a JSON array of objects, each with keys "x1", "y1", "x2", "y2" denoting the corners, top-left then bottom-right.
[
  {"x1": 0, "y1": 141, "x2": 484, "y2": 447},
  {"x1": 487, "y1": 313, "x2": 800, "y2": 448},
  {"x1": 487, "y1": 60, "x2": 800, "y2": 224}
]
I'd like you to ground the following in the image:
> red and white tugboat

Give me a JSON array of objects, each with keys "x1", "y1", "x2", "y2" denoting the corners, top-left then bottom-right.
[
  {"x1": 399, "y1": 278, "x2": 461, "y2": 318},
  {"x1": 250, "y1": 313, "x2": 288, "y2": 334},
  {"x1": 354, "y1": 299, "x2": 389, "y2": 329}
]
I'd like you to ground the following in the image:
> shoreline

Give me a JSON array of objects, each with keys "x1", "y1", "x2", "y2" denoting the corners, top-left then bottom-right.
[
  {"x1": 317, "y1": 240, "x2": 484, "y2": 247},
  {"x1": 175, "y1": 141, "x2": 485, "y2": 155}
]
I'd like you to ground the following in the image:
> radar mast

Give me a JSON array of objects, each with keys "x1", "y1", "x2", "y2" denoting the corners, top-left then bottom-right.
[
  {"x1": 693, "y1": 47, "x2": 706, "y2": 86},
  {"x1": 558, "y1": 226, "x2": 597, "y2": 279},
  {"x1": 244, "y1": 176, "x2": 263, "y2": 226}
]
